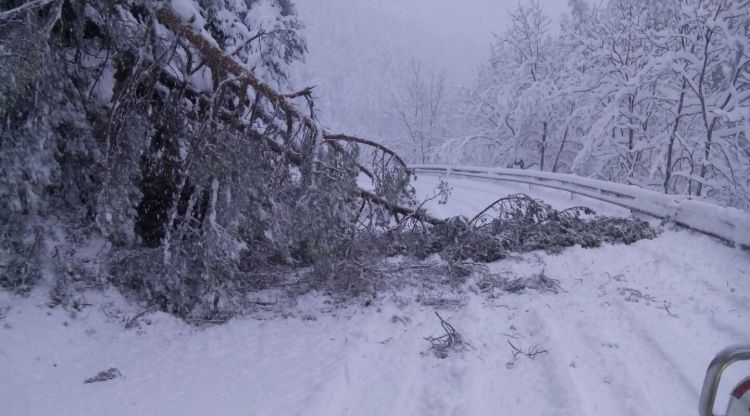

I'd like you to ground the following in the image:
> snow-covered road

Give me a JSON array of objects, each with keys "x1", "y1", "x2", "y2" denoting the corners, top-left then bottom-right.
[
  {"x1": 1, "y1": 174, "x2": 749, "y2": 416},
  {"x1": 412, "y1": 173, "x2": 633, "y2": 219}
]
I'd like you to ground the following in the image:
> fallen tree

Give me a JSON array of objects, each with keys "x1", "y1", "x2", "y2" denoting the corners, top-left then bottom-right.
[
  {"x1": 154, "y1": 6, "x2": 429, "y2": 224},
  {"x1": 0, "y1": 1, "x2": 655, "y2": 320}
]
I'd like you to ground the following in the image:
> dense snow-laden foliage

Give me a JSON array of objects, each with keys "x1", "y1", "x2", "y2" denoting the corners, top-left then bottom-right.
[
  {"x1": 0, "y1": 0, "x2": 402, "y2": 317},
  {"x1": 0, "y1": 0, "x2": 656, "y2": 320},
  {"x1": 437, "y1": 0, "x2": 750, "y2": 210}
]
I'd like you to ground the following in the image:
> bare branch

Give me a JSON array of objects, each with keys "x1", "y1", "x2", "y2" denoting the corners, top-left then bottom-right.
[{"x1": 324, "y1": 133, "x2": 411, "y2": 172}]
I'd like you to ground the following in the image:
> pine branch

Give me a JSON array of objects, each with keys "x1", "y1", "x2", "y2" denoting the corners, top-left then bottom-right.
[
  {"x1": 360, "y1": 190, "x2": 442, "y2": 226},
  {"x1": 324, "y1": 133, "x2": 411, "y2": 172},
  {"x1": 155, "y1": 6, "x2": 438, "y2": 226}
]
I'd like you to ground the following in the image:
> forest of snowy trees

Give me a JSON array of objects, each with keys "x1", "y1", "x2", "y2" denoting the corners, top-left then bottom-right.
[
  {"x1": 0, "y1": 0, "x2": 741, "y2": 320},
  {"x1": 432, "y1": 0, "x2": 750, "y2": 210}
]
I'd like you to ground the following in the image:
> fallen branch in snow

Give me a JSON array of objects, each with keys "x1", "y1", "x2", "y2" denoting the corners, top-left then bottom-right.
[
  {"x1": 504, "y1": 272, "x2": 562, "y2": 294},
  {"x1": 389, "y1": 180, "x2": 452, "y2": 232},
  {"x1": 469, "y1": 194, "x2": 594, "y2": 227},
  {"x1": 417, "y1": 294, "x2": 468, "y2": 310},
  {"x1": 84, "y1": 367, "x2": 121, "y2": 384},
  {"x1": 185, "y1": 318, "x2": 230, "y2": 325},
  {"x1": 249, "y1": 299, "x2": 278, "y2": 306},
  {"x1": 360, "y1": 190, "x2": 442, "y2": 226},
  {"x1": 507, "y1": 340, "x2": 548, "y2": 361},
  {"x1": 473, "y1": 264, "x2": 561, "y2": 295},
  {"x1": 125, "y1": 306, "x2": 158, "y2": 329},
  {"x1": 424, "y1": 312, "x2": 468, "y2": 358},
  {"x1": 393, "y1": 193, "x2": 656, "y2": 264},
  {"x1": 659, "y1": 302, "x2": 679, "y2": 318}
]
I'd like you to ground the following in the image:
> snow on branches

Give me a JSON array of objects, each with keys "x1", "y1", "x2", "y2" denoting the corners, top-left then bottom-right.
[
  {"x1": 450, "y1": 0, "x2": 750, "y2": 209},
  {"x1": 0, "y1": 0, "x2": 658, "y2": 320}
]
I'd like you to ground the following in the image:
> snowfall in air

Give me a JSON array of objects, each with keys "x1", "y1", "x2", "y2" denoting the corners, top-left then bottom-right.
[
  {"x1": 2, "y1": 0, "x2": 750, "y2": 414},
  {"x1": 2, "y1": 174, "x2": 748, "y2": 416}
]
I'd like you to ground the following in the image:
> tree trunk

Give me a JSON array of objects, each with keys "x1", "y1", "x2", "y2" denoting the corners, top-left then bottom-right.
[
  {"x1": 664, "y1": 79, "x2": 686, "y2": 194},
  {"x1": 552, "y1": 126, "x2": 568, "y2": 173},
  {"x1": 552, "y1": 103, "x2": 575, "y2": 173},
  {"x1": 539, "y1": 121, "x2": 548, "y2": 171}
]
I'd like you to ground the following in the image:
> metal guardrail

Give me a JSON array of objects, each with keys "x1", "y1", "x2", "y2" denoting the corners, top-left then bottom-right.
[{"x1": 411, "y1": 164, "x2": 750, "y2": 249}]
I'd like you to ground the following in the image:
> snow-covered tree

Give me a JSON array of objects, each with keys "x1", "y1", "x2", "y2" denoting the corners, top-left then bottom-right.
[
  {"x1": 0, "y1": 0, "x2": 419, "y2": 317},
  {"x1": 454, "y1": 0, "x2": 750, "y2": 209},
  {"x1": 389, "y1": 62, "x2": 448, "y2": 164}
]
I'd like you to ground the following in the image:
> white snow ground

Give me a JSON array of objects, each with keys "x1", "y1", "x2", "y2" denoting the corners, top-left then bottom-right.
[{"x1": 2, "y1": 174, "x2": 749, "y2": 416}]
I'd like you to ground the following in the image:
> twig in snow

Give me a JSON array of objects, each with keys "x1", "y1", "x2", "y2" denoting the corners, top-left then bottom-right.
[
  {"x1": 249, "y1": 298, "x2": 278, "y2": 306},
  {"x1": 424, "y1": 312, "x2": 468, "y2": 358},
  {"x1": 659, "y1": 302, "x2": 679, "y2": 318},
  {"x1": 483, "y1": 302, "x2": 511, "y2": 310},
  {"x1": 84, "y1": 367, "x2": 121, "y2": 384},
  {"x1": 186, "y1": 318, "x2": 231, "y2": 325},
  {"x1": 507, "y1": 340, "x2": 548, "y2": 360},
  {"x1": 124, "y1": 306, "x2": 158, "y2": 329}
]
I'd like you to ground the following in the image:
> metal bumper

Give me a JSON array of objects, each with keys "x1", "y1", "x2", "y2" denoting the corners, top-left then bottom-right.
[{"x1": 699, "y1": 345, "x2": 750, "y2": 416}]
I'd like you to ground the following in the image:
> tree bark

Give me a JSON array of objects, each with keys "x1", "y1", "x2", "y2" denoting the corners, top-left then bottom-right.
[
  {"x1": 539, "y1": 121, "x2": 548, "y2": 171},
  {"x1": 664, "y1": 79, "x2": 686, "y2": 194}
]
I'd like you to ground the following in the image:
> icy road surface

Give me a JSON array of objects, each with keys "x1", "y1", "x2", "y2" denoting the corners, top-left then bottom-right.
[{"x1": 1, "y1": 174, "x2": 749, "y2": 416}]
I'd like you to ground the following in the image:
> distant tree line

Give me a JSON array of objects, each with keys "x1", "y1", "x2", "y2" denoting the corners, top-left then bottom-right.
[{"x1": 433, "y1": 0, "x2": 750, "y2": 209}]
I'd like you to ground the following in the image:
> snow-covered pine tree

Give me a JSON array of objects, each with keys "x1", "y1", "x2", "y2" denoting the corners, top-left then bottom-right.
[{"x1": 0, "y1": 0, "x2": 417, "y2": 318}]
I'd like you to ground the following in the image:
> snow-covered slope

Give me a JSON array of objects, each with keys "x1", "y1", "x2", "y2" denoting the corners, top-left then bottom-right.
[{"x1": 2, "y1": 177, "x2": 749, "y2": 416}]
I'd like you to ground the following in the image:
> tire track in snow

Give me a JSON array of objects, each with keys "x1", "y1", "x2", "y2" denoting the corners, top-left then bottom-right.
[
  {"x1": 440, "y1": 301, "x2": 519, "y2": 416},
  {"x1": 623, "y1": 239, "x2": 748, "y2": 341},
  {"x1": 517, "y1": 304, "x2": 588, "y2": 416},
  {"x1": 448, "y1": 298, "x2": 565, "y2": 416},
  {"x1": 523, "y1": 300, "x2": 656, "y2": 416},
  {"x1": 629, "y1": 236, "x2": 750, "y2": 318},
  {"x1": 410, "y1": 304, "x2": 486, "y2": 416},
  {"x1": 299, "y1": 311, "x2": 425, "y2": 416},
  {"x1": 239, "y1": 321, "x2": 331, "y2": 415},
  {"x1": 604, "y1": 297, "x2": 699, "y2": 415},
  {"x1": 542, "y1": 240, "x2": 720, "y2": 415},
  {"x1": 436, "y1": 292, "x2": 591, "y2": 416}
]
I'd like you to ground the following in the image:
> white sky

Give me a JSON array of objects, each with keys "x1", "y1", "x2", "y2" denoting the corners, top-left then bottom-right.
[{"x1": 292, "y1": 0, "x2": 569, "y2": 135}]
